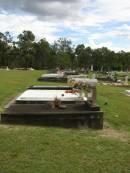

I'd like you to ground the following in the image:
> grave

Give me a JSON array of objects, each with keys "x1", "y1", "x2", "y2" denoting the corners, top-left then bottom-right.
[
  {"x1": 38, "y1": 73, "x2": 67, "y2": 82},
  {"x1": 101, "y1": 75, "x2": 130, "y2": 87},
  {"x1": 38, "y1": 70, "x2": 79, "y2": 82},
  {"x1": 97, "y1": 72, "x2": 117, "y2": 82},
  {"x1": 1, "y1": 80, "x2": 103, "y2": 129}
]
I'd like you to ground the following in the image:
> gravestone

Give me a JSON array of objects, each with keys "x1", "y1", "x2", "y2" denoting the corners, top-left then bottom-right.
[{"x1": 124, "y1": 76, "x2": 129, "y2": 85}]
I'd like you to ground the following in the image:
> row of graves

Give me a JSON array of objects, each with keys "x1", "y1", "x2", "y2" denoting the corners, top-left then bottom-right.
[
  {"x1": 97, "y1": 71, "x2": 130, "y2": 97},
  {"x1": 97, "y1": 72, "x2": 130, "y2": 87},
  {"x1": 1, "y1": 70, "x2": 103, "y2": 129}
]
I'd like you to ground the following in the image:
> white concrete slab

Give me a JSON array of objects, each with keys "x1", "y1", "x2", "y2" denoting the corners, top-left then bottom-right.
[
  {"x1": 41, "y1": 73, "x2": 64, "y2": 78},
  {"x1": 68, "y1": 75, "x2": 87, "y2": 79},
  {"x1": 16, "y1": 89, "x2": 87, "y2": 102}
]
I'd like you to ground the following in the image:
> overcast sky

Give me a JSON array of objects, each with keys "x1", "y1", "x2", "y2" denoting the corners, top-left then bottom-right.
[{"x1": 0, "y1": 0, "x2": 130, "y2": 51}]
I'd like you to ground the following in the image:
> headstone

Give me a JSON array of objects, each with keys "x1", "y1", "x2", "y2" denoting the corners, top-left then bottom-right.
[
  {"x1": 6, "y1": 66, "x2": 9, "y2": 71},
  {"x1": 92, "y1": 73, "x2": 96, "y2": 79},
  {"x1": 30, "y1": 67, "x2": 34, "y2": 71},
  {"x1": 126, "y1": 90, "x2": 130, "y2": 96},
  {"x1": 91, "y1": 86, "x2": 97, "y2": 107},
  {"x1": 90, "y1": 64, "x2": 93, "y2": 72},
  {"x1": 124, "y1": 76, "x2": 129, "y2": 85},
  {"x1": 110, "y1": 72, "x2": 114, "y2": 80}
]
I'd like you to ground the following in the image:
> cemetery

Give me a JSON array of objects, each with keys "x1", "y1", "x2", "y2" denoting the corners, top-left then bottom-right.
[
  {"x1": 1, "y1": 76, "x2": 103, "y2": 129},
  {"x1": 0, "y1": 70, "x2": 130, "y2": 173},
  {"x1": 1, "y1": 0, "x2": 130, "y2": 172}
]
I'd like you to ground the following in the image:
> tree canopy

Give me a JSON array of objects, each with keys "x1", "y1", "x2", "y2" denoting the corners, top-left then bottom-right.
[{"x1": 0, "y1": 30, "x2": 130, "y2": 71}]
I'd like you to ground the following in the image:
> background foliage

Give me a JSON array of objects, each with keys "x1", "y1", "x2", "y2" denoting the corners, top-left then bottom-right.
[{"x1": 0, "y1": 30, "x2": 130, "y2": 71}]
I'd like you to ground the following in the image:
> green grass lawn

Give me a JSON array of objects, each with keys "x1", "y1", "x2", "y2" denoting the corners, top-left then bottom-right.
[
  {"x1": 0, "y1": 69, "x2": 130, "y2": 173},
  {"x1": 97, "y1": 85, "x2": 130, "y2": 131}
]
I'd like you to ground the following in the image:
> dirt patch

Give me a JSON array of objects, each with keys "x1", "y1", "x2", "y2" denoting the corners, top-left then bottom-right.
[
  {"x1": 0, "y1": 124, "x2": 19, "y2": 129},
  {"x1": 99, "y1": 122, "x2": 130, "y2": 142},
  {"x1": 0, "y1": 123, "x2": 45, "y2": 131},
  {"x1": 0, "y1": 122, "x2": 129, "y2": 142},
  {"x1": 100, "y1": 128, "x2": 129, "y2": 142}
]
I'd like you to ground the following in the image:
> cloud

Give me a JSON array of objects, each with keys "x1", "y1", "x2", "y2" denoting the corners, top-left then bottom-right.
[
  {"x1": 1, "y1": 0, "x2": 130, "y2": 25},
  {"x1": 85, "y1": 38, "x2": 130, "y2": 52},
  {"x1": 0, "y1": 13, "x2": 60, "y2": 42},
  {"x1": 0, "y1": 0, "x2": 130, "y2": 51},
  {"x1": 0, "y1": 0, "x2": 85, "y2": 20},
  {"x1": 90, "y1": 23, "x2": 130, "y2": 40},
  {"x1": 86, "y1": 39, "x2": 112, "y2": 49},
  {"x1": 86, "y1": 0, "x2": 130, "y2": 22}
]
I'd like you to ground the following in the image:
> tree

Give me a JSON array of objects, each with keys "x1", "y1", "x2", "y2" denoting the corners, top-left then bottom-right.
[
  {"x1": 17, "y1": 31, "x2": 35, "y2": 68},
  {"x1": 0, "y1": 32, "x2": 9, "y2": 67},
  {"x1": 33, "y1": 38, "x2": 55, "y2": 69},
  {"x1": 53, "y1": 38, "x2": 73, "y2": 68},
  {"x1": 75, "y1": 45, "x2": 93, "y2": 69},
  {"x1": 0, "y1": 30, "x2": 130, "y2": 71}
]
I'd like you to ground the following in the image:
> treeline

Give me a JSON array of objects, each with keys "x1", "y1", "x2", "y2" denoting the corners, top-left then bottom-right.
[{"x1": 0, "y1": 30, "x2": 130, "y2": 71}]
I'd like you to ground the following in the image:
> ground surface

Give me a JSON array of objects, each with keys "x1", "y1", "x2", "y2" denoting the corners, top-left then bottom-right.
[{"x1": 0, "y1": 70, "x2": 130, "y2": 173}]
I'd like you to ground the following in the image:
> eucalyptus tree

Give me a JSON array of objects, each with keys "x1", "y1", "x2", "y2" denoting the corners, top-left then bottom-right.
[
  {"x1": 17, "y1": 30, "x2": 35, "y2": 68},
  {"x1": 53, "y1": 38, "x2": 73, "y2": 69},
  {"x1": 33, "y1": 38, "x2": 56, "y2": 69},
  {"x1": 0, "y1": 32, "x2": 10, "y2": 67}
]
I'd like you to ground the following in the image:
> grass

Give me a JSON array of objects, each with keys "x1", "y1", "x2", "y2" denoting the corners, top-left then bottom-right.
[
  {"x1": 0, "y1": 69, "x2": 130, "y2": 173},
  {"x1": 97, "y1": 85, "x2": 130, "y2": 131}
]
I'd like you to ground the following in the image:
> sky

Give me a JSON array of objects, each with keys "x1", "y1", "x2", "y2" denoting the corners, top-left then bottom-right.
[{"x1": 0, "y1": 0, "x2": 130, "y2": 52}]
